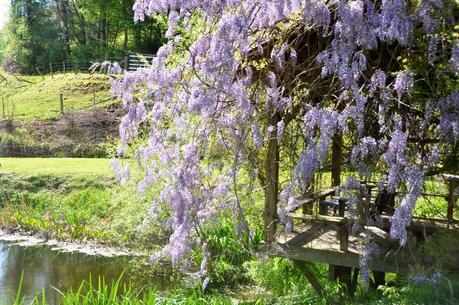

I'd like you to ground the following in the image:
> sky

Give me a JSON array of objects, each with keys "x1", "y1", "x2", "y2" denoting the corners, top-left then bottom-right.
[{"x1": 0, "y1": 0, "x2": 9, "y2": 30}]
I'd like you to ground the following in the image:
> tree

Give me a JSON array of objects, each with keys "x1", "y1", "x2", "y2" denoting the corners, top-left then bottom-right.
[
  {"x1": 3, "y1": 0, "x2": 65, "y2": 72},
  {"x1": 112, "y1": 0, "x2": 458, "y2": 285},
  {"x1": 1, "y1": 0, "x2": 167, "y2": 71}
]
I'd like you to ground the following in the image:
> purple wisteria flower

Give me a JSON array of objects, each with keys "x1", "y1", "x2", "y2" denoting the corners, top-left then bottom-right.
[
  {"x1": 394, "y1": 70, "x2": 414, "y2": 99},
  {"x1": 116, "y1": 0, "x2": 457, "y2": 284},
  {"x1": 437, "y1": 92, "x2": 459, "y2": 143},
  {"x1": 451, "y1": 44, "x2": 459, "y2": 72},
  {"x1": 410, "y1": 271, "x2": 442, "y2": 285}
]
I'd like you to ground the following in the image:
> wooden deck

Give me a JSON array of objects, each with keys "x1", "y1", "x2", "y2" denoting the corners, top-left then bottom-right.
[
  {"x1": 272, "y1": 221, "x2": 411, "y2": 274},
  {"x1": 267, "y1": 214, "x2": 459, "y2": 275},
  {"x1": 267, "y1": 182, "x2": 459, "y2": 280}
]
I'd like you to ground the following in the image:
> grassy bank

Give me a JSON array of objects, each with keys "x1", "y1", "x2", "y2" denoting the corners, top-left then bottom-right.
[
  {"x1": 0, "y1": 72, "x2": 115, "y2": 120},
  {"x1": 0, "y1": 158, "x2": 154, "y2": 246}
]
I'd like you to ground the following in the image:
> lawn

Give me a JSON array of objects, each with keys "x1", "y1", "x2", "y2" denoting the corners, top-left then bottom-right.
[
  {"x1": 0, "y1": 71, "x2": 116, "y2": 120},
  {"x1": 0, "y1": 158, "x2": 115, "y2": 176}
]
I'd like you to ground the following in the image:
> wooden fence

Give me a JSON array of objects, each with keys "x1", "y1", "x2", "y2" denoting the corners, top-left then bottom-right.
[
  {"x1": 33, "y1": 53, "x2": 156, "y2": 75},
  {"x1": 1, "y1": 93, "x2": 116, "y2": 120}
]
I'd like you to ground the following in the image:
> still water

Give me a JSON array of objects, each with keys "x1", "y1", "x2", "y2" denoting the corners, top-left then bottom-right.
[{"x1": 0, "y1": 241, "x2": 148, "y2": 304}]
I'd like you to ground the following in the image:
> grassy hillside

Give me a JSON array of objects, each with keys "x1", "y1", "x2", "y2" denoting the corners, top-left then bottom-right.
[{"x1": 0, "y1": 71, "x2": 116, "y2": 120}]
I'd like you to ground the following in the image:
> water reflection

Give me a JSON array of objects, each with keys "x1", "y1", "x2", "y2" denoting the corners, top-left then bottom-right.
[{"x1": 0, "y1": 242, "x2": 140, "y2": 304}]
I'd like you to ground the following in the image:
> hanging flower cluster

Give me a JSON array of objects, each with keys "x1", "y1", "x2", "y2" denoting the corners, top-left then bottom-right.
[{"x1": 112, "y1": 0, "x2": 458, "y2": 283}]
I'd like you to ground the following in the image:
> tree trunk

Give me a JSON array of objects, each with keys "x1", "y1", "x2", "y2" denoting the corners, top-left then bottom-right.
[
  {"x1": 98, "y1": 4, "x2": 108, "y2": 48},
  {"x1": 134, "y1": 25, "x2": 142, "y2": 51},
  {"x1": 124, "y1": 28, "x2": 129, "y2": 50},
  {"x1": 331, "y1": 132, "x2": 343, "y2": 187},
  {"x1": 56, "y1": 0, "x2": 71, "y2": 59},
  {"x1": 264, "y1": 113, "x2": 280, "y2": 243}
]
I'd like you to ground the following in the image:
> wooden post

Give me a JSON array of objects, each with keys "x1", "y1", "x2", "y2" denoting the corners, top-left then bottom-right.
[
  {"x1": 60, "y1": 94, "x2": 64, "y2": 114},
  {"x1": 49, "y1": 62, "x2": 53, "y2": 74},
  {"x1": 63, "y1": 61, "x2": 66, "y2": 73},
  {"x1": 371, "y1": 271, "x2": 386, "y2": 288},
  {"x1": 338, "y1": 199, "x2": 346, "y2": 217},
  {"x1": 330, "y1": 219, "x2": 353, "y2": 298},
  {"x1": 331, "y1": 132, "x2": 343, "y2": 187},
  {"x1": 328, "y1": 265, "x2": 353, "y2": 297},
  {"x1": 293, "y1": 261, "x2": 329, "y2": 302},
  {"x1": 338, "y1": 224, "x2": 349, "y2": 252},
  {"x1": 125, "y1": 55, "x2": 129, "y2": 71},
  {"x1": 35, "y1": 67, "x2": 45, "y2": 80},
  {"x1": 446, "y1": 176, "x2": 459, "y2": 225},
  {"x1": 263, "y1": 112, "x2": 280, "y2": 243}
]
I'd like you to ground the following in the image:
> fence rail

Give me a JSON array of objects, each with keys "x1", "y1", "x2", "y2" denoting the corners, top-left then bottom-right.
[
  {"x1": 1, "y1": 93, "x2": 116, "y2": 121},
  {"x1": 126, "y1": 54, "x2": 155, "y2": 71},
  {"x1": 33, "y1": 53, "x2": 156, "y2": 75}
]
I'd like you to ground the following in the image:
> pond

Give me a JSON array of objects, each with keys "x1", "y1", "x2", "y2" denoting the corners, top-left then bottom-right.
[{"x1": 0, "y1": 241, "x2": 155, "y2": 304}]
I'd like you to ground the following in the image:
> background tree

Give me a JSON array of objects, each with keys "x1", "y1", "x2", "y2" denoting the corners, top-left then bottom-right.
[
  {"x1": 3, "y1": 0, "x2": 64, "y2": 72},
  {"x1": 1, "y1": 0, "x2": 167, "y2": 72}
]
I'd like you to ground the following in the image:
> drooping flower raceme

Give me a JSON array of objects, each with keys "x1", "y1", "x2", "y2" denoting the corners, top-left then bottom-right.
[{"x1": 111, "y1": 0, "x2": 459, "y2": 284}]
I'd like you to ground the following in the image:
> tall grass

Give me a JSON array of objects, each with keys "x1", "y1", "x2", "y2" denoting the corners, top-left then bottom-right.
[{"x1": 8, "y1": 273, "x2": 238, "y2": 305}]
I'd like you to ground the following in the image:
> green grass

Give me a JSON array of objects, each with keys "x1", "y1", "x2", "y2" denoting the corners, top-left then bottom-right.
[
  {"x1": 0, "y1": 71, "x2": 115, "y2": 120},
  {"x1": 9, "y1": 273, "x2": 244, "y2": 305},
  {"x1": 0, "y1": 158, "x2": 150, "y2": 244},
  {"x1": 0, "y1": 158, "x2": 115, "y2": 176},
  {"x1": 0, "y1": 172, "x2": 155, "y2": 244},
  {"x1": 0, "y1": 157, "x2": 114, "y2": 176}
]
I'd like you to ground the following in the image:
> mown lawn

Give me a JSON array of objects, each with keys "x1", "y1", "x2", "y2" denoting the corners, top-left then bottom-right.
[
  {"x1": 0, "y1": 71, "x2": 116, "y2": 120},
  {"x1": 0, "y1": 157, "x2": 115, "y2": 176}
]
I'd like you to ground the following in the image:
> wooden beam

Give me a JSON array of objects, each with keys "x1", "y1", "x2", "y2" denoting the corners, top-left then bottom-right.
[
  {"x1": 274, "y1": 246, "x2": 410, "y2": 274},
  {"x1": 288, "y1": 213, "x2": 459, "y2": 232},
  {"x1": 288, "y1": 213, "x2": 349, "y2": 224},
  {"x1": 293, "y1": 261, "x2": 330, "y2": 303},
  {"x1": 446, "y1": 180, "x2": 459, "y2": 224},
  {"x1": 331, "y1": 132, "x2": 343, "y2": 187},
  {"x1": 338, "y1": 224, "x2": 349, "y2": 252}
]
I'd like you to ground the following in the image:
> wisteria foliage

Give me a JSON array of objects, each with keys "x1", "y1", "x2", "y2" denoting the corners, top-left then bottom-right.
[{"x1": 111, "y1": 0, "x2": 459, "y2": 282}]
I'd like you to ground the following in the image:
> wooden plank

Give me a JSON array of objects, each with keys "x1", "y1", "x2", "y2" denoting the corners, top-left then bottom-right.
[
  {"x1": 273, "y1": 246, "x2": 409, "y2": 274},
  {"x1": 288, "y1": 213, "x2": 349, "y2": 224},
  {"x1": 338, "y1": 224, "x2": 349, "y2": 252},
  {"x1": 284, "y1": 222, "x2": 329, "y2": 248},
  {"x1": 314, "y1": 188, "x2": 335, "y2": 198},
  {"x1": 297, "y1": 197, "x2": 314, "y2": 205}
]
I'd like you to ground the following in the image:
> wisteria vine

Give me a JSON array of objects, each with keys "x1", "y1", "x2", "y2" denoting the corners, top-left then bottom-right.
[{"x1": 111, "y1": 0, "x2": 459, "y2": 286}]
